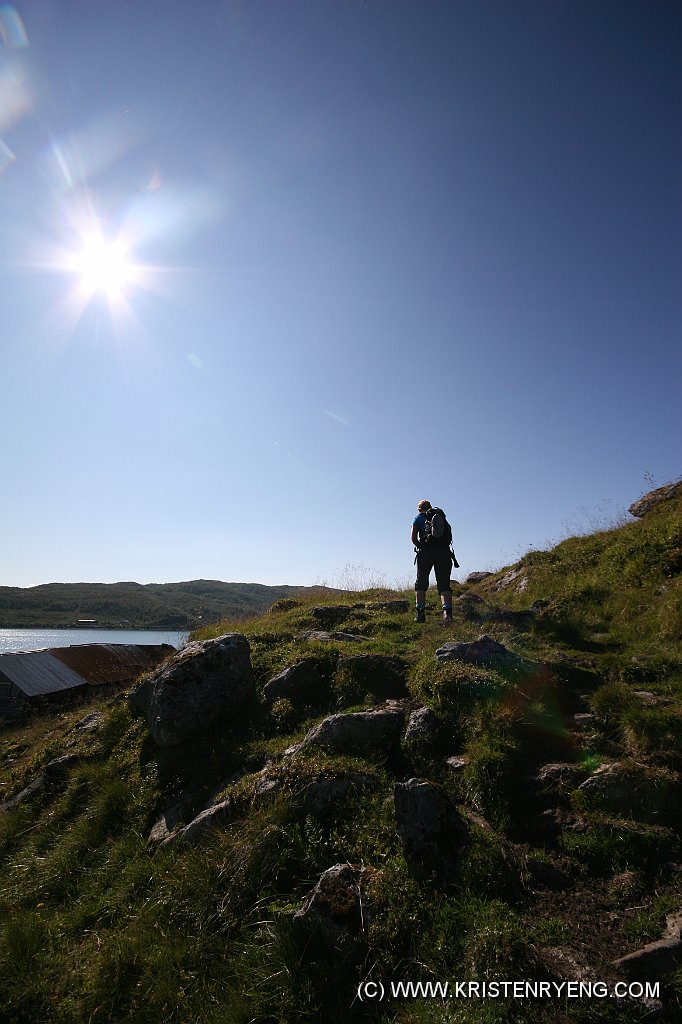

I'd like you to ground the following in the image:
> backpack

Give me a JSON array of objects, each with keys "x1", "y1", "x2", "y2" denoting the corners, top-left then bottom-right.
[{"x1": 423, "y1": 507, "x2": 451, "y2": 547}]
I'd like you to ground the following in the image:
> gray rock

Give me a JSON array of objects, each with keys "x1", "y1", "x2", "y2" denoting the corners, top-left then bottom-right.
[
  {"x1": 466, "y1": 572, "x2": 493, "y2": 584},
  {"x1": 484, "y1": 608, "x2": 535, "y2": 628},
  {"x1": 73, "y1": 712, "x2": 103, "y2": 732},
  {"x1": 129, "y1": 634, "x2": 255, "y2": 747},
  {"x1": 535, "y1": 763, "x2": 588, "y2": 797},
  {"x1": 445, "y1": 756, "x2": 469, "y2": 772},
  {"x1": 457, "y1": 591, "x2": 484, "y2": 604},
  {"x1": 263, "y1": 659, "x2": 324, "y2": 703},
  {"x1": 629, "y1": 481, "x2": 681, "y2": 518},
  {"x1": 571, "y1": 713, "x2": 595, "y2": 732},
  {"x1": 633, "y1": 691, "x2": 673, "y2": 707},
  {"x1": 394, "y1": 778, "x2": 470, "y2": 883},
  {"x1": 578, "y1": 763, "x2": 678, "y2": 819},
  {"x1": 491, "y1": 568, "x2": 528, "y2": 593},
  {"x1": 404, "y1": 707, "x2": 442, "y2": 746},
  {"x1": 335, "y1": 654, "x2": 407, "y2": 699},
  {"x1": 45, "y1": 753, "x2": 82, "y2": 775},
  {"x1": 293, "y1": 862, "x2": 377, "y2": 961},
  {"x1": 0, "y1": 774, "x2": 47, "y2": 811},
  {"x1": 614, "y1": 909, "x2": 682, "y2": 981},
  {"x1": 298, "y1": 630, "x2": 370, "y2": 644},
  {"x1": 286, "y1": 703, "x2": 405, "y2": 757},
  {"x1": 368, "y1": 599, "x2": 410, "y2": 613},
  {"x1": 434, "y1": 634, "x2": 525, "y2": 668},
  {"x1": 301, "y1": 773, "x2": 377, "y2": 816},
  {"x1": 147, "y1": 791, "x2": 197, "y2": 846},
  {"x1": 160, "y1": 796, "x2": 236, "y2": 848},
  {"x1": 311, "y1": 605, "x2": 352, "y2": 625}
]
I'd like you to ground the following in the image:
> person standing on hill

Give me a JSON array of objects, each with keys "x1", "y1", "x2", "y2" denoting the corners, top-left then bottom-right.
[{"x1": 411, "y1": 499, "x2": 455, "y2": 625}]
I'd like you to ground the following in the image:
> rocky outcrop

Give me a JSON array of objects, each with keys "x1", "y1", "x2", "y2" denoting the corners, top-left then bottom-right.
[
  {"x1": 262, "y1": 659, "x2": 324, "y2": 703},
  {"x1": 301, "y1": 773, "x2": 378, "y2": 816},
  {"x1": 490, "y1": 568, "x2": 528, "y2": 593},
  {"x1": 614, "y1": 909, "x2": 682, "y2": 981},
  {"x1": 293, "y1": 863, "x2": 377, "y2": 961},
  {"x1": 160, "y1": 796, "x2": 236, "y2": 848},
  {"x1": 629, "y1": 481, "x2": 682, "y2": 518},
  {"x1": 335, "y1": 654, "x2": 407, "y2": 699},
  {"x1": 466, "y1": 572, "x2": 493, "y2": 584},
  {"x1": 434, "y1": 634, "x2": 527, "y2": 669},
  {"x1": 297, "y1": 630, "x2": 370, "y2": 643},
  {"x1": 0, "y1": 753, "x2": 82, "y2": 812},
  {"x1": 368, "y1": 599, "x2": 409, "y2": 613},
  {"x1": 311, "y1": 605, "x2": 352, "y2": 625},
  {"x1": 578, "y1": 762, "x2": 678, "y2": 820},
  {"x1": 147, "y1": 791, "x2": 198, "y2": 846},
  {"x1": 404, "y1": 707, "x2": 442, "y2": 748},
  {"x1": 129, "y1": 634, "x2": 255, "y2": 746},
  {"x1": 394, "y1": 778, "x2": 470, "y2": 883},
  {"x1": 286, "y1": 703, "x2": 405, "y2": 757}
]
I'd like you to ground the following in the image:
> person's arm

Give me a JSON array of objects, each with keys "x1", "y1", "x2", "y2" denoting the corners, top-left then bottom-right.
[{"x1": 411, "y1": 524, "x2": 419, "y2": 546}]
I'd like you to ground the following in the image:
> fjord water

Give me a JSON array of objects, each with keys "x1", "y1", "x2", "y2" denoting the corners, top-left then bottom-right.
[{"x1": 0, "y1": 628, "x2": 188, "y2": 654}]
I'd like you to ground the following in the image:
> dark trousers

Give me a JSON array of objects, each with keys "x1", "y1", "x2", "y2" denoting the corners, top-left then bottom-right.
[{"x1": 415, "y1": 547, "x2": 452, "y2": 596}]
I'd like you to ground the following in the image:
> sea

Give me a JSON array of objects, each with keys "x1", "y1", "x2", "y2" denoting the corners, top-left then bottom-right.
[{"x1": 0, "y1": 628, "x2": 189, "y2": 655}]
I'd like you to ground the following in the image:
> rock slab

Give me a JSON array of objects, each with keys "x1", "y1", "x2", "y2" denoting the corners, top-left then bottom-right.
[
  {"x1": 129, "y1": 634, "x2": 255, "y2": 746},
  {"x1": 394, "y1": 778, "x2": 470, "y2": 883}
]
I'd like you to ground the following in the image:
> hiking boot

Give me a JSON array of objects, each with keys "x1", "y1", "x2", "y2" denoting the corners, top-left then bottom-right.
[
  {"x1": 442, "y1": 610, "x2": 453, "y2": 627},
  {"x1": 414, "y1": 608, "x2": 426, "y2": 623}
]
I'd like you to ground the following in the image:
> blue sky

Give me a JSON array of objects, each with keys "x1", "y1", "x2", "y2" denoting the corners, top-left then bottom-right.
[{"x1": 1, "y1": 0, "x2": 680, "y2": 589}]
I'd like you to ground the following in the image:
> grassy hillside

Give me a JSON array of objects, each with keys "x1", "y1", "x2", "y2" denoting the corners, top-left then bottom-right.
[
  {"x1": 0, "y1": 487, "x2": 680, "y2": 1024},
  {"x1": 0, "y1": 579, "x2": 332, "y2": 629}
]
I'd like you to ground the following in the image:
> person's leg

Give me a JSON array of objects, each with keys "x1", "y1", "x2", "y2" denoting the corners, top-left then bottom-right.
[
  {"x1": 434, "y1": 550, "x2": 453, "y2": 623},
  {"x1": 414, "y1": 551, "x2": 432, "y2": 621}
]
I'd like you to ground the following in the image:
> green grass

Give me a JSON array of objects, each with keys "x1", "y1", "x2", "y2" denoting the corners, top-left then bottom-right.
[{"x1": 1, "y1": 487, "x2": 681, "y2": 1023}]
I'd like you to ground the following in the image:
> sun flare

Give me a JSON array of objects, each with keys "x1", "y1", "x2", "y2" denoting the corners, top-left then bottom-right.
[{"x1": 69, "y1": 233, "x2": 134, "y2": 297}]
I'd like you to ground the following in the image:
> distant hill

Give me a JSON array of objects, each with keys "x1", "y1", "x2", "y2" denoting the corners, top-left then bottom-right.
[{"x1": 0, "y1": 579, "x2": 334, "y2": 629}]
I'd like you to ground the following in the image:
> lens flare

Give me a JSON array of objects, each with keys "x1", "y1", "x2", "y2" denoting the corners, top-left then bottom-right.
[{"x1": 68, "y1": 231, "x2": 135, "y2": 298}]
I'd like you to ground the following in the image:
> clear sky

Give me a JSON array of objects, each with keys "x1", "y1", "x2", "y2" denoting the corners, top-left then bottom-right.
[{"x1": 1, "y1": 0, "x2": 680, "y2": 590}]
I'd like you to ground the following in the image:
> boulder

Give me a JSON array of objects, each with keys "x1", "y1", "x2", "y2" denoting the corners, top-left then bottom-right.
[
  {"x1": 311, "y1": 605, "x2": 352, "y2": 625},
  {"x1": 286, "y1": 703, "x2": 405, "y2": 757},
  {"x1": 394, "y1": 778, "x2": 470, "y2": 883},
  {"x1": 535, "y1": 762, "x2": 588, "y2": 799},
  {"x1": 129, "y1": 634, "x2": 255, "y2": 747},
  {"x1": 404, "y1": 707, "x2": 442, "y2": 747},
  {"x1": 435, "y1": 634, "x2": 526, "y2": 669},
  {"x1": 629, "y1": 481, "x2": 681, "y2": 518},
  {"x1": 578, "y1": 763, "x2": 678, "y2": 819},
  {"x1": 335, "y1": 653, "x2": 407, "y2": 699},
  {"x1": 293, "y1": 863, "x2": 377, "y2": 961},
  {"x1": 263, "y1": 659, "x2": 324, "y2": 703},
  {"x1": 466, "y1": 572, "x2": 493, "y2": 584}
]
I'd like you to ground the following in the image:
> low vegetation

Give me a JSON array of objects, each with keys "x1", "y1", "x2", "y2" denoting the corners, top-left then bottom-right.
[
  {"x1": 0, "y1": 485, "x2": 680, "y2": 1022},
  {"x1": 0, "y1": 579, "x2": 331, "y2": 629}
]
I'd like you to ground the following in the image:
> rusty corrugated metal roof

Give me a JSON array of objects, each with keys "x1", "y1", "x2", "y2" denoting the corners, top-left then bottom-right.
[
  {"x1": 49, "y1": 644, "x2": 174, "y2": 685},
  {"x1": 0, "y1": 651, "x2": 87, "y2": 698}
]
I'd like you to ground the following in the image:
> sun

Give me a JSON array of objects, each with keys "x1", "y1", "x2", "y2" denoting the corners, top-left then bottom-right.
[{"x1": 69, "y1": 232, "x2": 135, "y2": 298}]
